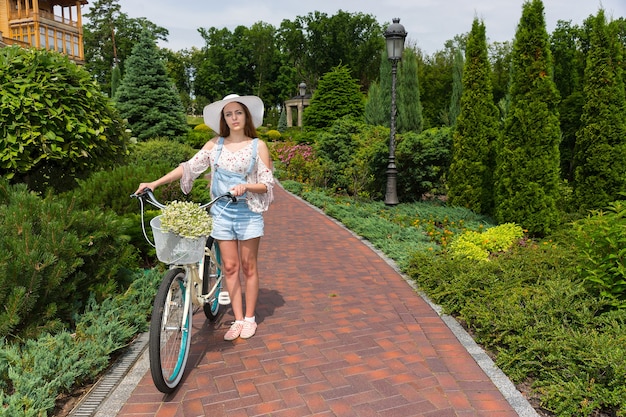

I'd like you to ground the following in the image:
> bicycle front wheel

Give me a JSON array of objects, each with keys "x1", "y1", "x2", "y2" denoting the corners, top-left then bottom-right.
[
  {"x1": 149, "y1": 268, "x2": 192, "y2": 393},
  {"x1": 202, "y1": 236, "x2": 223, "y2": 321}
]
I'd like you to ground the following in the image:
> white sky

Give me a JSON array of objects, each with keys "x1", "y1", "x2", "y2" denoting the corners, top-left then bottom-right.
[{"x1": 84, "y1": 0, "x2": 625, "y2": 55}]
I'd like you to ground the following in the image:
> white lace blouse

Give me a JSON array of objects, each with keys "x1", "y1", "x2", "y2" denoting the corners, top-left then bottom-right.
[{"x1": 179, "y1": 140, "x2": 274, "y2": 213}]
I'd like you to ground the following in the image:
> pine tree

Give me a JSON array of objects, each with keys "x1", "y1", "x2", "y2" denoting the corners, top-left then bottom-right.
[
  {"x1": 447, "y1": 18, "x2": 500, "y2": 215},
  {"x1": 572, "y1": 10, "x2": 626, "y2": 211},
  {"x1": 303, "y1": 64, "x2": 365, "y2": 129},
  {"x1": 397, "y1": 48, "x2": 423, "y2": 133},
  {"x1": 114, "y1": 31, "x2": 188, "y2": 140},
  {"x1": 493, "y1": 0, "x2": 562, "y2": 236}
]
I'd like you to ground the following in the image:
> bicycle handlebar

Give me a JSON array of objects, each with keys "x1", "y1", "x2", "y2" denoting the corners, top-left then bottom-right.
[
  {"x1": 130, "y1": 188, "x2": 238, "y2": 250},
  {"x1": 131, "y1": 188, "x2": 237, "y2": 210}
]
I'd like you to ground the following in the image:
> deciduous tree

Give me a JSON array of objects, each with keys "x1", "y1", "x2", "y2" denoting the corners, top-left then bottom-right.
[{"x1": 0, "y1": 46, "x2": 127, "y2": 192}]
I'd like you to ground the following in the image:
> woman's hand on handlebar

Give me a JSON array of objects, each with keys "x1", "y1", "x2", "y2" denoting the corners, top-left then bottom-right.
[
  {"x1": 229, "y1": 183, "x2": 248, "y2": 197},
  {"x1": 134, "y1": 182, "x2": 158, "y2": 196}
]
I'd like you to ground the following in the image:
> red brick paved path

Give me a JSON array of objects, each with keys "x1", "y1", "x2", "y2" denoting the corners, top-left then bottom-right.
[{"x1": 117, "y1": 185, "x2": 520, "y2": 416}]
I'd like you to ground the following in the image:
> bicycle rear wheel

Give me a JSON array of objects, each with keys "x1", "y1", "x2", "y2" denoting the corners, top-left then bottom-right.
[
  {"x1": 202, "y1": 236, "x2": 223, "y2": 321},
  {"x1": 149, "y1": 268, "x2": 191, "y2": 393}
]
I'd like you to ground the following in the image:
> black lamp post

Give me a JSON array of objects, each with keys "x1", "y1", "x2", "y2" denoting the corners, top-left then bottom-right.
[
  {"x1": 383, "y1": 18, "x2": 407, "y2": 206},
  {"x1": 298, "y1": 81, "x2": 307, "y2": 128}
]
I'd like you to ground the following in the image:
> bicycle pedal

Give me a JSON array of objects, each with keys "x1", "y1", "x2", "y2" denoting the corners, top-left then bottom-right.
[{"x1": 218, "y1": 292, "x2": 231, "y2": 305}]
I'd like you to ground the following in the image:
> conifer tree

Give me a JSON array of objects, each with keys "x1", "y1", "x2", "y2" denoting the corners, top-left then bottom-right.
[
  {"x1": 364, "y1": 81, "x2": 384, "y2": 126},
  {"x1": 447, "y1": 18, "x2": 499, "y2": 215},
  {"x1": 114, "y1": 31, "x2": 188, "y2": 140},
  {"x1": 303, "y1": 64, "x2": 364, "y2": 129},
  {"x1": 277, "y1": 106, "x2": 287, "y2": 132},
  {"x1": 110, "y1": 63, "x2": 121, "y2": 98},
  {"x1": 397, "y1": 48, "x2": 423, "y2": 133},
  {"x1": 493, "y1": 0, "x2": 561, "y2": 236},
  {"x1": 447, "y1": 48, "x2": 464, "y2": 128},
  {"x1": 365, "y1": 51, "x2": 391, "y2": 127},
  {"x1": 572, "y1": 10, "x2": 626, "y2": 211}
]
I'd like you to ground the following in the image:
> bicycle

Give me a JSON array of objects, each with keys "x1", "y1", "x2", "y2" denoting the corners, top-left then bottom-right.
[{"x1": 131, "y1": 188, "x2": 236, "y2": 393}]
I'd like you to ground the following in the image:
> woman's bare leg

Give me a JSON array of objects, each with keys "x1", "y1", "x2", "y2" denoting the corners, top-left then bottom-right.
[
  {"x1": 239, "y1": 237, "x2": 261, "y2": 318},
  {"x1": 217, "y1": 240, "x2": 243, "y2": 321}
]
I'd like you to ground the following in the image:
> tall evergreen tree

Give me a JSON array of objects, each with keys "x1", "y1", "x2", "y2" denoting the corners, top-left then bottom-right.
[
  {"x1": 83, "y1": 0, "x2": 168, "y2": 93},
  {"x1": 572, "y1": 10, "x2": 626, "y2": 211},
  {"x1": 397, "y1": 48, "x2": 423, "y2": 133},
  {"x1": 114, "y1": 32, "x2": 188, "y2": 141},
  {"x1": 447, "y1": 18, "x2": 499, "y2": 215},
  {"x1": 551, "y1": 20, "x2": 586, "y2": 181},
  {"x1": 447, "y1": 47, "x2": 464, "y2": 128},
  {"x1": 365, "y1": 51, "x2": 391, "y2": 127},
  {"x1": 493, "y1": 0, "x2": 561, "y2": 236}
]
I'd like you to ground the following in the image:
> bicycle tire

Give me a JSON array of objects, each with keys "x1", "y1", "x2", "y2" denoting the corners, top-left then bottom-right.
[
  {"x1": 202, "y1": 237, "x2": 223, "y2": 321},
  {"x1": 149, "y1": 268, "x2": 191, "y2": 393}
]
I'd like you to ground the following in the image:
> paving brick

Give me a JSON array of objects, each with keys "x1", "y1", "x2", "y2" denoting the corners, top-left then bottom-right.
[{"x1": 115, "y1": 185, "x2": 525, "y2": 416}]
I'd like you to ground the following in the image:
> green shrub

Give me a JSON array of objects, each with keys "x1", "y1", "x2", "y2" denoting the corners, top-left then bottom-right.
[
  {"x1": 314, "y1": 118, "x2": 378, "y2": 193},
  {"x1": 0, "y1": 46, "x2": 128, "y2": 193},
  {"x1": 0, "y1": 178, "x2": 138, "y2": 340},
  {"x1": 0, "y1": 269, "x2": 160, "y2": 416},
  {"x1": 406, "y1": 231, "x2": 626, "y2": 416},
  {"x1": 396, "y1": 127, "x2": 453, "y2": 201},
  {"x1": 128, "y1": 138, "x2": 196, "y2": 167},
  {"x1": 571, "y1": 200, "x2": 626, "y2": 309},
  {"x1": 68, "y1": 162, "x2": 171, "y2": 215},
  {"x1": 184, "y1": 128, "x2": 213, "y2": 149},
  {"x1": 66, "y1": 163, "x2": 212, "y2": 266},
  {"x1": 448, "y1": 222, "x2": 524, "y2": 261}
]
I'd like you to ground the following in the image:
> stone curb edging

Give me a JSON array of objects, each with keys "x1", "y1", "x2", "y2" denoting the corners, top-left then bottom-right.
[{"x1": 67, "y1": 333, "x2": 149, "y2": 417}]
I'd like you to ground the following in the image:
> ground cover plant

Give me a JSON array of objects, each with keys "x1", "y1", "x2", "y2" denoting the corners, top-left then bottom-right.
[{"x1": 0, "y1": 269, "x2": 160, "y2": 416}]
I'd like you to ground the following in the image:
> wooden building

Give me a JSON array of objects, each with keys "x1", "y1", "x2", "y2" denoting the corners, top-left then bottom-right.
[{"x1": 0, "y1": 0, "x2": 87, "y2": 63}]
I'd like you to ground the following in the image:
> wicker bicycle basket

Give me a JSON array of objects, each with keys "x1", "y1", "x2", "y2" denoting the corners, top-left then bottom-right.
[{"x1": 150, "y1": 215, "x2": 207, "y2": 264}]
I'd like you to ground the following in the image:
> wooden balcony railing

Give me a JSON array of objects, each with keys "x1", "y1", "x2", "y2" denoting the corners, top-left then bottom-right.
[{"x1": 9, "y1": 9, "x2": 78, "y2": 28}]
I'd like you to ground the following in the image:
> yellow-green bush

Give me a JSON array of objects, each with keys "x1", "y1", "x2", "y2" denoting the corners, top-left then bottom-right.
[
  {"x1": 448, "y1": 223, "x2": 524, "y2": 261},
  {"x1": 194, "y1": 123, "x2": 211, "y2": 131},
  {"x1": 267, "y1": 129, "x2": 282, "y2": 141}
]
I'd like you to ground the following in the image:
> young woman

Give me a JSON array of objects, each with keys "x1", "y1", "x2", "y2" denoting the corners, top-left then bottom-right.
[{"x1": 135, "y1": 94, "x2": 274, "y2": 340}]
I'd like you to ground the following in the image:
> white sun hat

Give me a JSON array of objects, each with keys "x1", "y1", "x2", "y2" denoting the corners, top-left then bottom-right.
[{"x1": 203, "y1": 94, "x2": 264, "y2": 132}]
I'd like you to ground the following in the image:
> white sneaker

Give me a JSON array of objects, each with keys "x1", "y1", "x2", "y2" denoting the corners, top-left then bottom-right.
[
  {"x1": 224, "y1": 321, "x2": 244, "y2": 341},
  {"x1": 240, "y1": 321, "x2": 257, "y2": 339}
]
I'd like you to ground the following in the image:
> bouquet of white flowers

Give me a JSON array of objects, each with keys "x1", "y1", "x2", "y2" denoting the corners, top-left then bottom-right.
[{"x1": 159, "y1": 201, "x2": 212, "y2": 238}]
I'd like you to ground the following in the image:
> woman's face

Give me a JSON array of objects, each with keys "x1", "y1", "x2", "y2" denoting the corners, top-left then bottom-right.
[{"x1": 222, "y1": 102, "x2": 246, "y2": 132}]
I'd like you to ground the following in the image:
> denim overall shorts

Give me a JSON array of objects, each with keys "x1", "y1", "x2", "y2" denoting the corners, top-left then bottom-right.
[{"x1": 209, "y1": 137, "x2": 264, "y2": 241}]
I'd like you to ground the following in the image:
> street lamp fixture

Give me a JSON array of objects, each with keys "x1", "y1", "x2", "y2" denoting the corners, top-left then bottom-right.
[
  {"x1": 298, "y1": 82, "x2": 307, "y2": 128},
  {"x1": 383, "y1": 18, "x2": 407, "y2": 206}
]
